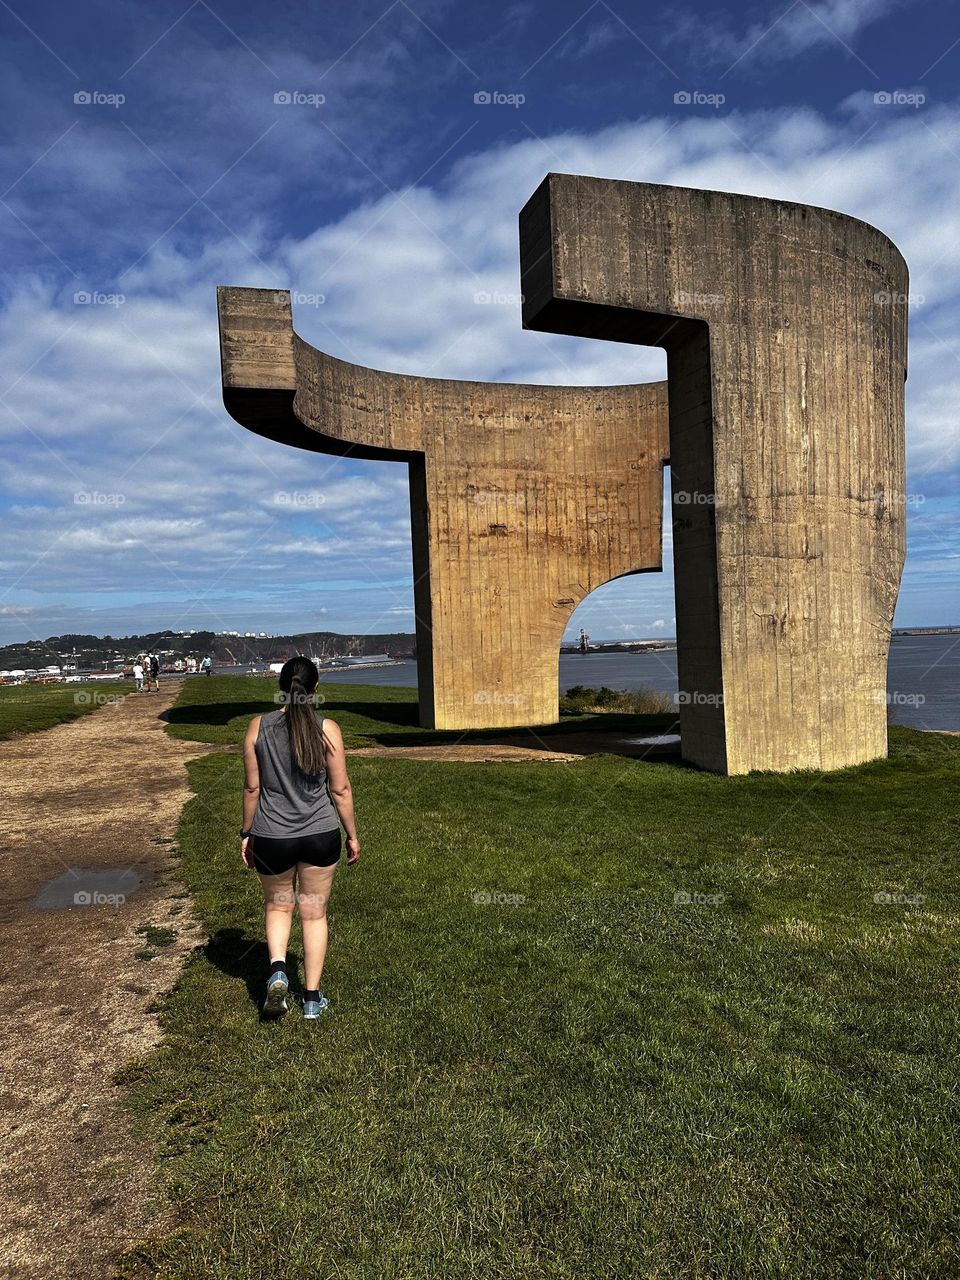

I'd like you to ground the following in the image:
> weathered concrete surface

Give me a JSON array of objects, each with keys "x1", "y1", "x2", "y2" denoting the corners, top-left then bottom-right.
[
  {"x1": 218, "y1": 286, "x2": 669, "y2": 730},
  {"x1": 520, "y1": 175, "x2": 908, "y2": 774}
]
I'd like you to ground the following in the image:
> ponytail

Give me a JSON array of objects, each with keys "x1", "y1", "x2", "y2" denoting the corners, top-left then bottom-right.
[{"x1": 277, "y1": 657, "x2": 326, "y2": 775}]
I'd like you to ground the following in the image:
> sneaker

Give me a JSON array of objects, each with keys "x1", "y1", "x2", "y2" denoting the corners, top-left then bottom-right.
[
  {"x1": 263, "y1": 971, "x2": 289, "y2": 1017},
  {"x1": 302, "y1": 994, "x2": 330, "y2": 1020}
]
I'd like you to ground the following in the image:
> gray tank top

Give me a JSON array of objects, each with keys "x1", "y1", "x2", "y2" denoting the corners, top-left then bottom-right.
[{"x1": 250, "y1": 709, "x2": 339, "y2": 838}]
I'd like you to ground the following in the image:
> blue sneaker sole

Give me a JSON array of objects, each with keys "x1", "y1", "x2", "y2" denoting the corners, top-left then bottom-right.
[{"x1": 263, "y1": 978, "x2": 289, "y2": 1017}]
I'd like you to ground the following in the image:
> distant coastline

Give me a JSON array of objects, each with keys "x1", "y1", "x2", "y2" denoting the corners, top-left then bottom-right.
[
  {"x1": 891, "y1": 625, "x2": 960, "y2": 635},
  {"x1": 2, "y1": 622, "x2": 956, "y2": 680}
]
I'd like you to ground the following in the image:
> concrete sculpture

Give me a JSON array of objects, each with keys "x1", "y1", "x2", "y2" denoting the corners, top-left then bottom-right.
[
  {"x1": 217, "y1": 284, "x2": 669, "y2": 732},
  {"x1": 219, "y1": 173, "x2": 908, "y2": 774}
]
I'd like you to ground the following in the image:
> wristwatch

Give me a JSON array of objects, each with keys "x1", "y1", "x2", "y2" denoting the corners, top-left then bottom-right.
[{"x1": 240, "y1": 827, "x2": 253, "y2": 838}]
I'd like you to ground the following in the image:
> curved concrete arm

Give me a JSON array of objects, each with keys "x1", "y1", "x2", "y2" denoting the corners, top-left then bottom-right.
[{"x1": 218, "y1": 285, "x2": 670, "y2": 730}]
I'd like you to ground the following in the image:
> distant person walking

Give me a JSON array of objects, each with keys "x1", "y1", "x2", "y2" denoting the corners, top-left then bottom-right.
[
  {"x1": 149, "y1": 653, "x2": 160, "y2": 691},
  {"x1": 201, "y1": 655, "x2": 213, "y2": 676},
  {"x1": 241, "y1": 656, "x2": 360, "y2": 1020},
  {"x1": 132, "y1": 659, "x2": 144, "y2": 693}
]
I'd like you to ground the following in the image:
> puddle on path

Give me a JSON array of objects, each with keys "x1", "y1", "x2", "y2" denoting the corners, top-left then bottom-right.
[{"x1": 33, "y1": 867, "x2": 155, "y2": 911}]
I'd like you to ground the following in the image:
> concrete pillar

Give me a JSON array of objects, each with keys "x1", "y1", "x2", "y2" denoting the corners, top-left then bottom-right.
[{"x1": 520, "y1": 174, "x2": 908, "y2": 773}]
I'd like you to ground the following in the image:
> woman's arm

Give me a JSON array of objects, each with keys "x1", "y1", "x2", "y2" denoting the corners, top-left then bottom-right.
[
  {"x1": 240, "y1": 716, "x2": 262, "y2": 868},
  {"x1": 323, "y1": 718, "x2": 360, "y2": 864}
]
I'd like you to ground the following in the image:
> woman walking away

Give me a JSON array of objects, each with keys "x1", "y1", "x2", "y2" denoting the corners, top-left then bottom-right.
[{"x1": 241, "y1": 656, "x2": 360, "y2": 1019}]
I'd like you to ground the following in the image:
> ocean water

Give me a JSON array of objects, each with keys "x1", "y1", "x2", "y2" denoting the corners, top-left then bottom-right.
[{"x1": 288, "y1": 633, "x2": 958, "y2": 732}]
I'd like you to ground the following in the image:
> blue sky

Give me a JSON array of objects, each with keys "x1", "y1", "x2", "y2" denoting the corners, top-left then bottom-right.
[{"x1": 1, "y1": 0, "x2": 958, "y2": 648}]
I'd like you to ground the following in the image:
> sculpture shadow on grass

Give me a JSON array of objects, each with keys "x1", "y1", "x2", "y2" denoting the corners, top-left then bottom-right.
[
  {"x1": 310, "y1": 698, "x2": 422, "y2": 730},
  {"x1": 160, "y1": 693, "x2": 686, "y2": 763},
  {"x1": 162, "y1": 697, "x2": 422, "y2": 732},
  {"x1": 160, "y1": 700, "x2": 277, "y2": 728},
  {"x1": 361, "y1": 718, "x2": 691, "y2": 768},
  {"x1": 360, "y1": 710, "x2": 681, "y2": 746}
]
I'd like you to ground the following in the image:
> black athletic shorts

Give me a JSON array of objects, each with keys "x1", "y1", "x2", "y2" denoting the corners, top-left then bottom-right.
[{"x1": 250, "y1": 827, "x2": 342, "y2": 876}]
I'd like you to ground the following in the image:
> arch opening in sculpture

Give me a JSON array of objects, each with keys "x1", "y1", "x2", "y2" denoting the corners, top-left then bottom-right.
[{"x1": 559, "y1": 546, "x2": 679, "y2": 709}]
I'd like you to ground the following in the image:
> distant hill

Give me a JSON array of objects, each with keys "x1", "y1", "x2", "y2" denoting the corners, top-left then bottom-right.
[{"x1": 0, "y1": 629, "x2": 417, "y2": 672}]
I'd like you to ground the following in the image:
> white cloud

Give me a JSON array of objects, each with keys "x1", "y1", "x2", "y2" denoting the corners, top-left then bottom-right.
[
  {"x1": 2, "y1": 99, "x2": 959, "y2": 641},
  {"x1": 667, "y1": 0, "x2": 902, "y2": 73}
]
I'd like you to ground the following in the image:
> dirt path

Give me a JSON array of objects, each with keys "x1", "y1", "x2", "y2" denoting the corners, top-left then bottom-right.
[{"x1": 0, "y1": 682, "x2": 222, "y2": 1280}]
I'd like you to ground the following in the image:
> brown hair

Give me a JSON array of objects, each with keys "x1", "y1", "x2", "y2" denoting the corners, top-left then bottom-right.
[{"x1": 278, "y1": 656, "x2": 326, "y2": 775}]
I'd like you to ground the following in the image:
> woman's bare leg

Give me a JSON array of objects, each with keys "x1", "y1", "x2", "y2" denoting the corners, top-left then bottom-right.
[
  {"x1": 296, "y1": 863, "x2": 338, "y2": 990},
  {"x1": 258, "y1": 868, "x2": 297, "y2": 962}
]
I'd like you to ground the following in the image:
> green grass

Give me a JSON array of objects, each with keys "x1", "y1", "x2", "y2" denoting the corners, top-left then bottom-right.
[
  {"x1": 122, "y1": 678, "x2": 960, "y2": 1278},
  {"x1": 137, "y1": 924, "x2": 178, "y2": 949},
  {"x1": 0, "y1": 680, "x2": 131, "y2": 738},
  {"x1": 561, "y1": 683, "x2": 675, "y2": 715}
]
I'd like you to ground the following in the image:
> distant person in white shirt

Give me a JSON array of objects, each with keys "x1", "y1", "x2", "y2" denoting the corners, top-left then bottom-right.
[{"x1": 133, "y1": 660, "x2": 144, "y2": 692}]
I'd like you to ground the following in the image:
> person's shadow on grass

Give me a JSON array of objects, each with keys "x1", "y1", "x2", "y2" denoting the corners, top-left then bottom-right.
[{"x1": 204, "y1": 927, "x2": 303, "y2": 1023}]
